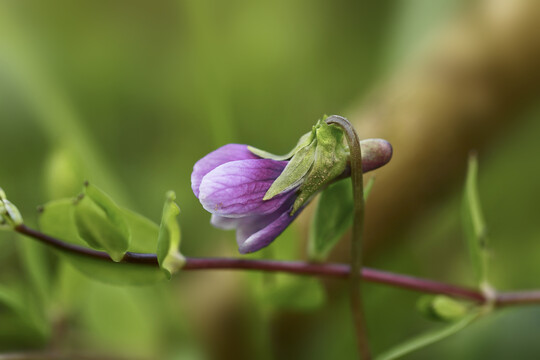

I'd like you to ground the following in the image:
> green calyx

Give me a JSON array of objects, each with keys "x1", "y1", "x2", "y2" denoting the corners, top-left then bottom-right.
[{"x1": 252, "y1": 117, "x2": 349, "y2": 215}]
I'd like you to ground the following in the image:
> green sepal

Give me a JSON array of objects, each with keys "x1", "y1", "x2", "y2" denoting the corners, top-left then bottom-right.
[
  {"x1": 156, "y1": 191, "x2": 184, "y2": 279},
  {"x1": 417, "y1": 295, "x2": 469, "y2": 322},
  {"x1": 263, "y1": 138, "x2": 317, "y2": 200},
  {"x1": 292, "y1": 121, "x2": 348, "y2": 214},
  {"x1": 248, "y1": 130, "x2": 315, "y2": 161}
]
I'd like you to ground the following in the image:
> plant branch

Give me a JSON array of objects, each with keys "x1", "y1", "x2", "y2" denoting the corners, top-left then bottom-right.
[{"x1": 13, "y1": 224, "x2": 540, "y2": 307}]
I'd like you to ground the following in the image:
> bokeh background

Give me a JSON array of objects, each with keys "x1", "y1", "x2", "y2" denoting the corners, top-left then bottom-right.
[{"x1": 0, "y1": 0, "x2": 539, "y2": 359}]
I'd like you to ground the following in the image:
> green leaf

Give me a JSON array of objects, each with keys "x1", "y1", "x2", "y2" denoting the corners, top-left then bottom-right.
[
  {"x1": 308, "y1": 177, "x2": 376, "y2": 262},
  {"x1": 39, "y1": 199, "x2": 166, "y2": 285},
  {"x1": 248, "y1": 130, "x2": 315, "y2": 161},
  {"x1": 292, "y1": 122, "x2": 349, "y2": 213},
  {"x1": 417, "y1": 295, "x2": 469, "y2": 322},
  {"x1": 157, "y1": 191, "x2": 184, "y2": 278},
  {"x1": 462, "y1": 153, "x2": 489, "y2": 286},
  {"x1": 74, "y1": 196, "x2": 129, "y2": 262},
  {"x1": 375, "y1": 311, "x2": 480, "y2": 360},
  {"x1": 263, "y1": 139, "x2": 317, "y2": 200},
  {"x1": 84, "y1": 183, "x2": 131, "y2": 243},
  {"x1": 308, "y1": 179, "x2": 353, "y2": 262}
]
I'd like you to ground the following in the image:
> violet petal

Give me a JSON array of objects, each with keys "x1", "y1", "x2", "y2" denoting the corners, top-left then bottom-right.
[
  {"x1": 191, "y1": 144, "x2": 259, "y2": 197},
  {"x1": 236, "y1": 201, "x2": 299, "y2": 254},
  {"x1": 210, "y1": 214, "x2": 240, "y2": 230},
  {"x1": 198, "y1": 159, "x2": 293, "y2": 218}
]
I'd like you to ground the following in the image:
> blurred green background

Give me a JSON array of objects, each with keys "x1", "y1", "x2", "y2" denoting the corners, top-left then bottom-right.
[{"x1": 1, "y1": 0, "x2": 540, "y2": 359}]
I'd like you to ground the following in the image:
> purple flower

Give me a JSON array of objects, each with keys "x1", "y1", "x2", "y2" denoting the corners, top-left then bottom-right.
[
  {"x1": 192, "y1": 144, "x2": 300, "y2": 254},
  {"x1": 191, "y1": 140, "x2": 392, "y2": 254}
]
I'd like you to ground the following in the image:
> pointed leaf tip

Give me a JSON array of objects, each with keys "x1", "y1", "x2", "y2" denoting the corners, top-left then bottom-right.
[{"x1": 157, "y1": 191, "x2": 184, "y2": 278}]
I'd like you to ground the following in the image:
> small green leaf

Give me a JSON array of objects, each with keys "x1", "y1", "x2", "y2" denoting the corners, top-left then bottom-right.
[
  {"x1": 462, "y1": 153, "x2": 489, "y2": 286},
  {"x1": 39, "y1": 199, "x2": 165, "y2": 285},
  {"x1": 248, "y1": 130, "x2": 315, "y2": 161},
  {"x1": 292, "y1": 122, "x2": 349, "y2": 213},
  {"x1": 84, "y1": 183, "x2": 131, "y2": 243},
  {"x1": 263, "y1": 139, "x2": 317, "y2": 200},
  {"x1": 308, "y1": 177, "x2": 376, "y2": 262},
  {"x1": 375, "y1": 311, "x2": 480, "y2": 360},
  {"x1": 417, "y1": 295, "x2": 469, "y2": 322},
  {"x1": 157, "y1": 191, "x2": 184, "y2": 278},
  {"x1": 74, "y1": 196, "x2": 129, "y2": 262},
  {"x1": 0, "y1": 187, "x2": 5, "y2": 199}
]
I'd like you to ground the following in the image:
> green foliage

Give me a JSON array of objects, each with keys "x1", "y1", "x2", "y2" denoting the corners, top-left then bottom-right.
[
  {"x1": 157, "y1": 191, "x2": 184, "y2": 278},
  {"x1": 462, "y1": 153, "x2": 490, "y2": 287},
  {"x1": 39, "y1": 198, "x2": 166, "y2": 285},
  {"x1": 74, "y1": 183, "x2": 131, "y2": 261},
  {"x1": 308, "y1": 177, "x2": 375, "y2": 261}
]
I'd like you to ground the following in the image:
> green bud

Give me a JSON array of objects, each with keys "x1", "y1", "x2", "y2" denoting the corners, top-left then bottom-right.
[
  {"x1": 417, "y1": 295, "x2": 469, "y2": 322},
  {"x1": 0, "y1": 188, "x2": 24, "y2": 228}
]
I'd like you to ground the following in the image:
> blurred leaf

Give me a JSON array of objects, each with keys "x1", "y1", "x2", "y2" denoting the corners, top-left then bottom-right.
[
  {"x1": 417, "y1": 295, "x2": 469, "y2": 322},
  {"x1": 308, "y1": 177, "x2": 375, "y2": 262},
  {"x1": 0, "y1": 283, "x2": 49, "y2": 344},
  {"x1": 39, "y1": 199, "x2": 165, "y2": 285},
  {"x1": 44, "y1": 147, "x2": 85, "y2": 199},
  {"x1": 462, "y1": 153, "x2": 489, "y2": 286},
  {"x1": 375, "y1": 311, "x2": 480, "y2": 360},
  {"x1": 157, "y1": 191, "x2": 184, "y2": 279},
  {"x1": 258, "y1": 274, "x2": 325, "y2": 312}
]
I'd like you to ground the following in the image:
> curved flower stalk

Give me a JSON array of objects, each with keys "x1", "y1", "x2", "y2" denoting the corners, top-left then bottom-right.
[{"x1": 191, "y1": 123, "x2": 392, "y2": 254}]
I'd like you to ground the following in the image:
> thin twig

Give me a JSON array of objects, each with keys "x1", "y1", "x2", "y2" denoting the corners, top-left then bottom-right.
[{"x1": 13, "y1": 224, "x2": 540, "y2": 307}]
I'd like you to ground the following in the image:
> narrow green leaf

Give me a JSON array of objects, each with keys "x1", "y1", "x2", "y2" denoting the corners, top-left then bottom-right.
[
  {"x1": 308, "y1": 179, "x2": 353, "y2": 262},
  {"x1": 462, "y1": 153, "x2": 489, "y2": 286},
  {"x1": 157, "y1": 191, "x2": 184, "y2": 278},
  {"x1": 263, "y1": 139, "x2": 317, "y2": 200},
  {"x1": 308, "y1": 177, "x2": 376, "y2": 262},
  {"x1": 248, "y1": 130, "x2": 315, "y2": 161},
  {"x1": 417, "y1": 295, "x2": 469, "y2": 322},
  {"x1": 39, "y1": 199, "x2": 165, "y2": 285},
  {"x1": 74, "y1": 196, "x2": 129, "y2": 262},
  {"x1": 376, "y1": 311, "x2": 480, "y2": 360}
]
